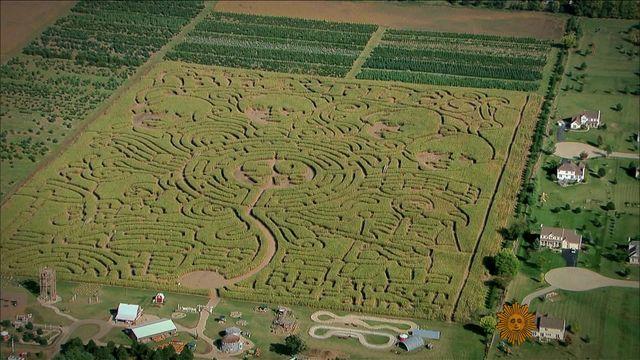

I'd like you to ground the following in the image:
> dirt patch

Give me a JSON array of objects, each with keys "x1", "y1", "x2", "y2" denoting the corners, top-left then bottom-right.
[
  {"x1": 1, "y1": 1, "x2": 76, "y2": 63},
  {"x1": 132, "y1": 112, "x2": 161, "y2": 129},
  {"x1": 244, "y1": 107, "x2": 270, "y2": 125},
  {"x1": 416, "y1": 151, "x2": 452, "y2": 170},
  {"x1": 366, "y1": 122, "x2": 400, "y2": 139},
  {"x1": 306, "y1": 348, "x2": 348, "y2": 360},
  {"x1": 215, "y1": 1, "x2": 564, "y2": 40},
  {"x1": 180, "y1": 271, "x2": 228, "y2": 290},
  {"x1": 0, "y1": 290, "x2": 28, "y2": 319}
]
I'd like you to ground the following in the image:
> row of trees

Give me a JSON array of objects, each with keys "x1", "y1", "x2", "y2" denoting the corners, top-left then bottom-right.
[
  {"x1": 210, "y1": 11, "x2": 377, "y2": 34},
  {"x1": 447, "y1": 0, "x2": 638, "y2": 19},
  {"x1": 357, "y1": 68, "x2": 539, "y2": 91},
  {"x1": 364, "y1": 57, "x2": 542, "y2": 81}
]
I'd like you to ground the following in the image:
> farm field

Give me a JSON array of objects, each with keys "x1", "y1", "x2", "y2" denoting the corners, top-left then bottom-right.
[
  {"x1": 215, "y1": 0, "x2": 566, "y2": 40},
  {"x1": 166, "y1": 11, "x2": 377, "y2": 77},
  {"x1": 0, "y1": 0, "x2": 75, "y2": 64},
  {"x1": 0, "y1": 60, "x2": 541, "y2": 321},
  {"x1": 358, "y1": 29, "x2": 551, "y2": 91},
  {"x1": 0, "y1": 0, "x2": 205, "y2": 200},
  {"x1": 167, "y1": 10, "x2": 554, "y2": 92},
  {"x1": 557, "y1": 18, "x2": 640, "y2": 152}
]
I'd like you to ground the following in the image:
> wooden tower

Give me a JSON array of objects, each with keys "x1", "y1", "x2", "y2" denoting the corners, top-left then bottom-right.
[{"x1": 39, "y1": 267, "x2": 57, "y2": 302}]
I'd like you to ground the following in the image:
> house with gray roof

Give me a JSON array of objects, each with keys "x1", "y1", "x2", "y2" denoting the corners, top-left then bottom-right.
[
  {"x1": 557, "y1": 160, "x2": 585, "y2": 183},
  {"x1": 629, "y1": 240, "x2": 640, "y2": 265},
  {"x1": 570, "y1": 110, "x2": 601, "y2": 130},
  {"x1": 539, "y1": 225, "x2": 582, "y2": 251},
  {"x1": 532, "y1": 314, "x2": 565, "y2": 342}
]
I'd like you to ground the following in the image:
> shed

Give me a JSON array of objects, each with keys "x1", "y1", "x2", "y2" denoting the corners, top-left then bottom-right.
[
  {"x1": 131, "y1": 318, "x2": 176, "y2": 342},
  {"x1": 115, "y1": 303, "x2": 141, "y2": 322},
  {"x1": 220, "y1": 334, "x2": 243, "y2": 353},
  {"x1": 400, "y1": 335, "x2": 424, "y2": 351},
  {"x1": 225, "y1": 327, "x2": 241, "y2": 336},
  {"x1": 411, "y1": 329, "x2": 441, "y2": 340}
]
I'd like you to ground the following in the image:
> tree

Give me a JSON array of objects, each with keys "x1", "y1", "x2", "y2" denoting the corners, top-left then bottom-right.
[
  {"x1": 613, "y1": 102, "x2": 623, "y2": 111},
  {"x1": 494, "y1": 249, "x2": 519, "y2": 276},
  {"x1": 579, "y1": 151, "x2": 589, "y2": 160},
  {"x1": 596, "y1": 135, "x2": 604, "y2": 147},
  {"x1": 561, "y1": 33, "x2": 577, "y2": 49},
  {"x1": 597, "y1": 167, "x2": 606, "y2": 177},
  {"x1": 480, "y1": 315, "x2": 498, "y2": 336},
  {"x1": 502, "y1": 221, "x2": 526, "y2": 241},
  {"x1": 605, "y1": 201, "x2": 616, "y2": 211},
  {"x1": 605, "y1": 144, "x2": 613, "y2": 156},
  {"x1": 284, "y1": 335, "x2": 306, "y2": 356}
]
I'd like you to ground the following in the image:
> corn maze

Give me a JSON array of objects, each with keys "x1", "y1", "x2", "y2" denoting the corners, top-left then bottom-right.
[{"x1": 0, "y1": 62, "x2": 538, "y2": 319}]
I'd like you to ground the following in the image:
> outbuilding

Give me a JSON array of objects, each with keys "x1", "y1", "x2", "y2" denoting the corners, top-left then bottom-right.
[
  {"x1": 411, "y1": 329, "x2": 441, "y2": 340},
  {"x1": 220, "y1": 334, "x2": 243, "y2": 353},
  {"x1": 131, "y1": 318, "x2": 177, "y2": 343},
  {"x1": 224, "y1": 327, "x2": 241, "y2": 336},
  {"x1": 115, "y1": 303, "x2": 142, "y2": 324},
  {"x1": 399, "y1": 335, "x2": 424, "y2": 351}
]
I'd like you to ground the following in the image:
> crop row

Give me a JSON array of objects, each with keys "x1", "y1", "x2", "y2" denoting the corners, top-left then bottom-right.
[
  {"x1": 359, "y1": 28, "x2": 550, "y2": 90},
  {"x1": 24, "y1": 1, "x2": 204, "y2": 68},
  {"x1": 167, "y1": 11, "x2": 375, "y2": 77},
  {"x1": 357, "y1": 69, "x2": 539, "y2": 92}
]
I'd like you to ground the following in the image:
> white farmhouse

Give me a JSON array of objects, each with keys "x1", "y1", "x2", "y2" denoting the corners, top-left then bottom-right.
[
  {"x1": 557, "y1": 160, "x2": 585, "y2": 183},
  {"x1": 629, "y1": 240, "x2": 639, "y2": 265},
  {"x1": 570, "y1": 110, "x2": 600, "y2": 130},
  {"x1": 532, "y1": 314, "x2": 565, "y2": 342},
  {"x1": 539, "y1": 225, "x2": 582, "y2": 251}
]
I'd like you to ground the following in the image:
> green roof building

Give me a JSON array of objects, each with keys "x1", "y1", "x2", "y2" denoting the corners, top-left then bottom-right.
[{"x1": 131, "y1": 318, "x2": 177, "y2": 343}]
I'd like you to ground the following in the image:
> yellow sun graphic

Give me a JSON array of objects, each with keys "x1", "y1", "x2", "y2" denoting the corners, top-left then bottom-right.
[{"x1": 496, "y1": 303, "x2": 536, "y2": 346}]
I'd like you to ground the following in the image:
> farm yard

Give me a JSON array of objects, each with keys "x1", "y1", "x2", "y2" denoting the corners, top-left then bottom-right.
[
  {"x1": 0, "y1": 0, "x2": 205, "y2": 200},
  {"x1": 0, "y1": 59, "x2": 540, "y2": 321}
]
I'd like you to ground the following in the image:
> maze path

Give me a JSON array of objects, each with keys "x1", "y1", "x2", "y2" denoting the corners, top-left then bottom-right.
[{"x1": 1, "y1": 62, "x2": 530, "y2": 318}]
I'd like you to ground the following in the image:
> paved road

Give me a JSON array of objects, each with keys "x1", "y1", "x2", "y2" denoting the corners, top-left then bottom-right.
[
  {"x1": 522, "y1": 267, "x2": 639, "y2": 305},
  {"x1": 554, "y1": 141, "x2": 639, "y2": 159}
]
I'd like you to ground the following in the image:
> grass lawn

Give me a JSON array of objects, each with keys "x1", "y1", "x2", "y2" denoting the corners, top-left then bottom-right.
[
  {"x1": 52, "y1": 280, "x2": 209, "y2": 326},
  {"x1": 529, "y1": 156, "x2": 639, "y2": 281},
  {"x1": 556, "y1": 18, "x2": 640, "y2": 152},
  {"x1": 205, "y1": 298, "x2": 485, "y2": 360},
  {"x1": 491, "y1": 288, "x2": 640, "y2": 360},
  {"x1": 98, "y1": 327, "x2": 132, "y2": 346},
  {"x1": 69, "y1": 324, "x2": 100, "y2": 343}
]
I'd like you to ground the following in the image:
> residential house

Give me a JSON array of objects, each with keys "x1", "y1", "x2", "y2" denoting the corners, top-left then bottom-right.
[
  {"x1": 539, "y1": 226, "x2": 582, "y2": 251},
  {"x1": 629, "y1": 240, "x2": 640, "y2": 265},
  {"x1": 532, "y1": 314, "x2": 565, "y2": 342},
  {"x1": 570, "y1": 110, "x2": 601, "y2": 130},
  {"x1": 557, "y1": 160, "x2": 585, "y2": 183}
]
